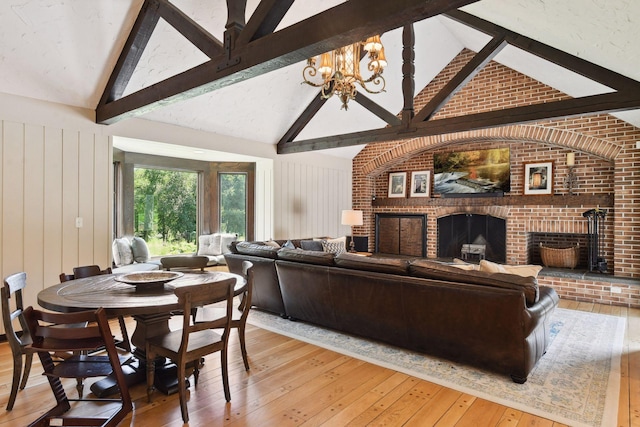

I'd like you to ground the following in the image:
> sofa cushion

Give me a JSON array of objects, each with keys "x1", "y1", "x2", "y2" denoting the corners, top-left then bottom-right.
[
  {"x1": 131, "y1": 236, "x2": 150, "y2": 263},
  {"x1": 334, "y1": 253, "x2": 409, "y2": 275},
  {"x1": 276, "y1": 248, "x2": 336, "y2": 266},
  {"x1": 409, "y1": 259, "x2": 539, "y2": 305},
  {"x1": 300, "y1": 240, "x2": 324, "y2": 251},
  {"x1": 235, "y1": 242, "x2": 280, "y2": 259},
  {"x1": 112, "y1": 238, "x2": 134, "y2": 266}
]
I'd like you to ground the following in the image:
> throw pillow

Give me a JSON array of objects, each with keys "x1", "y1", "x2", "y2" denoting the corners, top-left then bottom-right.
[
  {"x1": 112, "y1": 238, "x2": 133, "y2": 266},
  {"x1": 450, "y1": 263, "x2": 477, "y2": 271},
  {"x1": 198, "y1": 234, "x2": 222, "y2": 256},
  {"x1": 282, "y1": 240, "x2": 296, "y2": 249},
  {"x1": 322, "y1": 240, "x2": 346, "y2": 254},
  {"x1": 501, "y1": 264, "x2": 543, "y2": 278},
  {"x1": 220, "y1": 233, "x2": 238, "y2": 254},
  {"x1": 479, "y1": 259, "x2": 506, "y2": 274},
  {"x1": 452, "y1": 258, "x2": 479, "y2": 271},
  {"x1": 264, "y1": 240, "x2": 281, "y2": 248},
  {"x1": 300, "y1": 240, "x2": 323, "y2": 251},
  {"x1": 131, "y1": 236, "x2": 150, "y2": 263},
  {"x1": 325, "y1": 236, "x2": 347, "y2": 252}
]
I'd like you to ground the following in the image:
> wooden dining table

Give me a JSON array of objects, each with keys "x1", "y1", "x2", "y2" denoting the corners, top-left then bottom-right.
[{"x1": 37, "y1": 270, "x2": 245, "y2": 396}]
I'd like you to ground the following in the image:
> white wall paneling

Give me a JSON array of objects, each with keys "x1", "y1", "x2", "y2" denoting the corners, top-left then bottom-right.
[{"x1": 0, "y1": 94, "x2": 354, "y2": 332}]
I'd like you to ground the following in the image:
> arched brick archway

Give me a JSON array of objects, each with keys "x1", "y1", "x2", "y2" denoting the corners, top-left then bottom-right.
[{"x1": 358, "y1": 125, "x2": 619, "y2": 178}]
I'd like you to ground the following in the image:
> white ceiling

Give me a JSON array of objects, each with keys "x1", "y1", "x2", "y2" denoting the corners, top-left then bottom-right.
[{"x1": 1, "y1": 0, "x2": 639, "y2": 160}]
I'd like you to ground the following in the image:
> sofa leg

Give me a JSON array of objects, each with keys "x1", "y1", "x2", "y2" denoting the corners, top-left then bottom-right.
[
  {"x1": 287, "y1": 316, "x2": 298, "y2": 321},
  {"x1": 510, "y1": 374, "x2": 527, "y2": 384}
]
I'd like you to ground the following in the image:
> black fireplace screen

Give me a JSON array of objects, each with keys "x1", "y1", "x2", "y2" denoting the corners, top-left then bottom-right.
[{"x1": 437, "y1": 214, "x2": 506, "y2": 263}]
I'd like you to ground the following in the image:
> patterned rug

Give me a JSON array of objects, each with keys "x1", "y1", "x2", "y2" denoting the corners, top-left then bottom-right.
[{"x1": 247, "y1": 307, "x2": 625, "y2": 427}]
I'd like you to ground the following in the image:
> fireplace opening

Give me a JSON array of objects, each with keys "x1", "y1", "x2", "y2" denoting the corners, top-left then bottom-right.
[
  {"x1": 528, "y1": 233, "x2": 588, "y2": 269},
  {"x1": 437, "y1": 214, "x2": 506, "y2": 263}
]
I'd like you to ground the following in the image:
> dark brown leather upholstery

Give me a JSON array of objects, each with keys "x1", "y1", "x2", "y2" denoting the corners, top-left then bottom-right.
[
  {"x1": 226, "y1": 240, "x2": 559, "y2": 383},
  {"x1": 274, "y1": 260, "x2": 558, "y2": 383},
  {"x1": 224, "y1": 253, "x2": 286, "y2": 317}
]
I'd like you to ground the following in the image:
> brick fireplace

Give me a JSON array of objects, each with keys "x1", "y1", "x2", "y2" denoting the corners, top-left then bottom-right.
[{"x1": 347, "y1": 49, "x2": 639, "y2": 306}]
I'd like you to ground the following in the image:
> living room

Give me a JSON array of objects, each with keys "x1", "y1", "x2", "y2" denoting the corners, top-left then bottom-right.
[{"x1": 1, "y1": 1, "x2": 639, "y2": 426}]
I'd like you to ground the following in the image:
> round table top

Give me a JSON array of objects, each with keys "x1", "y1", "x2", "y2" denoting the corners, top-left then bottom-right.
[{"x1": 38, "y1": 271, "x2": 244, "y2": 316}]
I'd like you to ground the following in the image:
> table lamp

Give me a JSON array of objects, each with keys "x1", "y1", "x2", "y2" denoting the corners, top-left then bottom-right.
[{"x1": 341, "y1": 209, "x2": 363, "y2": 252}]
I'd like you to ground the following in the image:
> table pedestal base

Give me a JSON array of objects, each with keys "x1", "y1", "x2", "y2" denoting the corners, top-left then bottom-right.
[{"x1": 90, "y1": 312, "x2": 188, "y2": 397}]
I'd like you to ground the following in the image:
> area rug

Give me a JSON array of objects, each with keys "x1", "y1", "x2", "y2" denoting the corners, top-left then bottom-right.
[{"x1": 246, "y1": 307, "x2": 625, "y2": 427}]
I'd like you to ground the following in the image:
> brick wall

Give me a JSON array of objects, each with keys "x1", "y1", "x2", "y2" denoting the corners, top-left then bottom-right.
[{"x1": 352, "y1": 49, "x2": 640, "y2": 306}]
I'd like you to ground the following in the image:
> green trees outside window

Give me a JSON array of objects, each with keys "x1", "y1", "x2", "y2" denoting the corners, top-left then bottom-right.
[
  {"x1": 219, "y1": 173, "x2": 247, "y2": 240},
  {"x1": 134, "y1": 168, "x2": 197, "y2": 256}
]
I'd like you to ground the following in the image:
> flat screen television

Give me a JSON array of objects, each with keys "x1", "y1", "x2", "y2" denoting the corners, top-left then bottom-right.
[{"x1": 433, "y1": 148, "x2": 510, "y2": 195}]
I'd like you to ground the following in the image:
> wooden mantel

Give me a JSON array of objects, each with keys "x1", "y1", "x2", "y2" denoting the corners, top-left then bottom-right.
[{"x1": 372, "y1": 193, "x2": 613, "y2": 208}]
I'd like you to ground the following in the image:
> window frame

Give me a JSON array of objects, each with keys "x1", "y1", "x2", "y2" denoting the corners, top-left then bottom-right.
[{"x1": 112, "y1": 150, "x2": 255, "y2": 243}]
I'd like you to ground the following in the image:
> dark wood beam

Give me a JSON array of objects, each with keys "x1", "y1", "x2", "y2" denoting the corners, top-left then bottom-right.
[
  {"x1": 98, "y1": 0, "x2": 161, "y2": 106},
  {"x1": 236, "y1": 0, "x2": 295, "y2": 45},
  {"x1": 445, "y1": 10, "x2": 640, "y2": 92},
  {"x1": 278, "y1": 91, "x2": 640, "y2": 154},
  {"x1": 354, "y1": 93, "x2": 402, "y2": 127},
  {"x1": 401, "y1": 24, "x2": 416, "y2": 126},
  {"x1": 277, "y1": 93, "x2": 331, "y2": 145},
  {"x1": 157, "y1": 0, "x2": 223, "y2": 58},
  {"x1": 412, "y1": 35, "x2": 507, "y2": 123},
  {"x1": 96, "y1": 0, "x2": 480, "y2": 124}
]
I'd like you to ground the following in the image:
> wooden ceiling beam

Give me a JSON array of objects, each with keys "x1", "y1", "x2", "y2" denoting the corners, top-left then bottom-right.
[
  {"x1": 354, "y1": 93, "x2": 402, "y2": 127},
  {"x1": 98, "y1": 0, "x2": 161, "y2": 105},
  {"x1": 96, "y1": 0, "x2": 480, "y2": 124},
  {"x1": 278, "y1": 92, "x2": 330, "y2": 145},
  {"x1": 236, "y1": 0, "x2": 295, "y2": 45},
  {"x1": 445, "y1": 10, "x2": 640, "y2": 92},
  {"x1": 157, "y1": 0, "x2": 223, "y2": 59},
  {"x1": 412, "y1": 35, "x2": 507, "y2": 123},
  {"x1": 278, "y1": 91, "x2": 640, "y2": 154}
]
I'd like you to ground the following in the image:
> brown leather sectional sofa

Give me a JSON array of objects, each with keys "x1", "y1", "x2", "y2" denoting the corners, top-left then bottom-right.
[{"x1": 225, "y1": 240, "x2": 559, "y2": 383}]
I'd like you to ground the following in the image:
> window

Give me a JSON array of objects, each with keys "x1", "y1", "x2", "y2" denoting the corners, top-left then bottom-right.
[
  {"x1": 219, "y1": 172, "x2": 247, "y2": 240},
  {"x1": 113, "y1": 150, "x2": 256, "y2": 249},
  {"x1": 134, "y1": 168, "x2": 198, "y2": 256}
]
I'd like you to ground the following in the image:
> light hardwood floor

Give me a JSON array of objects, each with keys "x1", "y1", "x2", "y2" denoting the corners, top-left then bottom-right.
[{"x1": 1, "y1": 299, "x2": 638, "y2": 426}]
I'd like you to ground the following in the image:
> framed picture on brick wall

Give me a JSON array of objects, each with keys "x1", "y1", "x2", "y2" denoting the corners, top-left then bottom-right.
[
  {"x1": 410, "y1": 170, "x2": 431, "y2": 197},
  {"x1": 388, "y1": 172, "x2": 407, "y2": 198},
  {"x1": 524, "y1": 162, "x2": 553, "y2": 195}
]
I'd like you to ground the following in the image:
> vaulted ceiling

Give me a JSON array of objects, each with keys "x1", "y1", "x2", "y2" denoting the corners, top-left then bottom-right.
[{"x1": 1, "y1": 0, "x2": 639, "y2": 159}]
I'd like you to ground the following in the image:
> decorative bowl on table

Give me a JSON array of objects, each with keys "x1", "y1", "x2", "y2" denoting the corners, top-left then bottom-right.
[{"x1": 115, "y1": 271, "x2": 183, "y2": 289}]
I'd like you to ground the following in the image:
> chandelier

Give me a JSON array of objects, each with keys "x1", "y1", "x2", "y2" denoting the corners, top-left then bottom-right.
[{"x1": 302, "y1": 35, "x2": 387, "y2": 110}]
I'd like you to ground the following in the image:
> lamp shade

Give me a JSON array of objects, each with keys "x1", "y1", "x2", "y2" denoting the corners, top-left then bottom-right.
[{"x1": 341, "y1": 209, "x2": 363, "y2": 226}]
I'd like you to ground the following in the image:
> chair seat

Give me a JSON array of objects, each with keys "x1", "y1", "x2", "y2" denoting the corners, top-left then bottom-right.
[
  {"x1": 147, "y1": 329, "x2": 224, "y2": 355},
  {"x1": 49, "y1": 355, "x2": 118, "y2": 378}
]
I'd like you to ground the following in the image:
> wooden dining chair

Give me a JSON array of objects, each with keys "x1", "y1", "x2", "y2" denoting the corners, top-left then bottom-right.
[
  {"x1": 146, "y1": 276, "x2": 236, "y2": 423},
  {"x1": 161, "y1": 255, "x2": 209, "y2": 272},
  {"x1": 23, "y1": 306, "x2": 132, "y2": 427},
  {"x1": 1, "y1": 272, "x2": 33, "y2": 411},
  {"x1": 59, "y1": 265, "x2": 132, "y2": 353},
  {"x1": 195, "y1": 260, "x2": 254, "y2": 370}
]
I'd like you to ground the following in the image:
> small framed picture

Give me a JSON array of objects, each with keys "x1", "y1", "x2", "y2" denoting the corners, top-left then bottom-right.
[
  {"x1": 524, "y1": 162, "x2": 553, "y2": 195},
  {"x1": 410, "y1": 171, "x2": 431, "y2": 197},
  {"x1": 387, "y1": 172, "x2": 407, "y2": 198}
]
